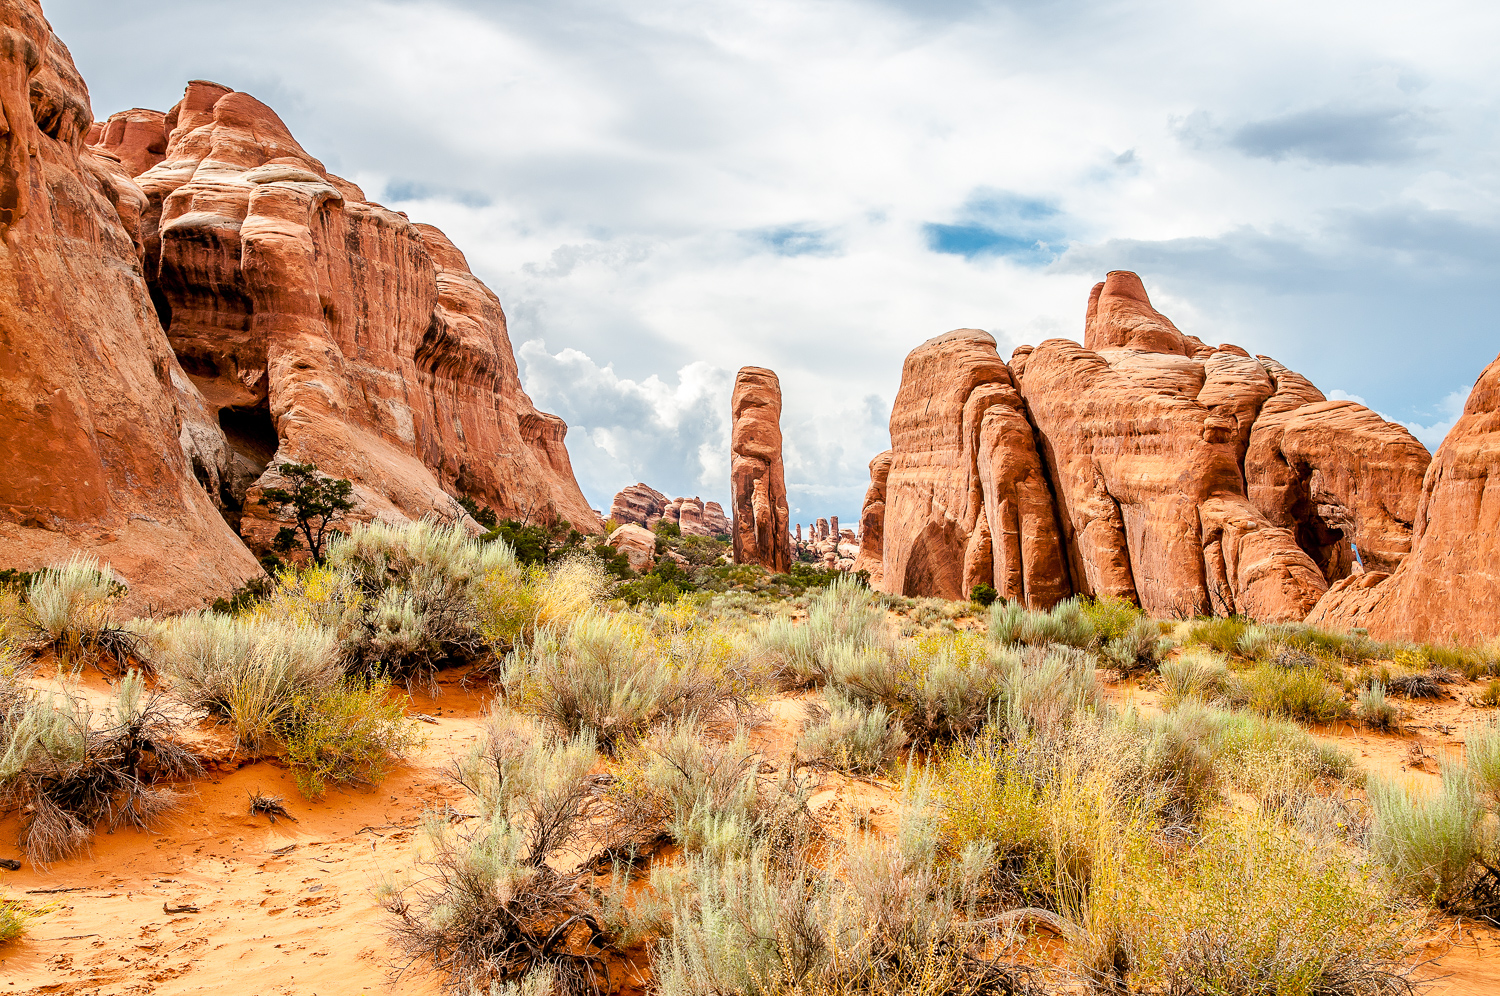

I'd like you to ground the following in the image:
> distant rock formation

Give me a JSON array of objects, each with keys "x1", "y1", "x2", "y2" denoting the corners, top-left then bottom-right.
[
  {"x1": 0, "y1": 2, "x2": 259, "y2": 610},
  {"x1": 730, "y1": 367, "x2": 792, "y2": 571},
  {"x1": 608, "y1": 483, "x2": 729, "y2": 537},
  {"x1": 1307, "y1": 350, "x2": 1500, "y2": 642},
  {"x1": 858, "y1": 271, "x2": 1431, "y2": 621},
  {"x1": 610, "y1": 483, "x2": 668, "y2": 529}
]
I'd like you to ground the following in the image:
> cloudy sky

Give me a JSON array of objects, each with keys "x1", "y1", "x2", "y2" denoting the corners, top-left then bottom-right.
[{"x1": 50, "y1": 0, "x2": 1500, "y2": 522}]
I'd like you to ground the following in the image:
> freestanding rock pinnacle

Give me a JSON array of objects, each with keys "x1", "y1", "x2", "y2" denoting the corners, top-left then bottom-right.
[{"x1": 731, "y1": 367, "x2": 792, "y2": 572}]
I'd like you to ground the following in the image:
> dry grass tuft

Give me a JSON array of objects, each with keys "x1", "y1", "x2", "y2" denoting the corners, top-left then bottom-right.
[{"x1": 0, "y1": 672, "x2": 198, "y2": 864}]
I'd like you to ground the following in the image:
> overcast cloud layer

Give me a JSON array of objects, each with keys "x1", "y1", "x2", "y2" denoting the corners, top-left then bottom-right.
[{"x1": 48, "y1": 0, "x2": 1500, "y2": 522}]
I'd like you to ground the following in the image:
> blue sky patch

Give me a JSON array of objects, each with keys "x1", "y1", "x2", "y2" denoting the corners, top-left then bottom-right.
[
  {"x1": 924, "y1": 190, "x2": 1067, "y2": 262},
  {"x1": 752, "y1": 225, "x2": 839, "y2": 257},
  {"x1": 383, "y1": 179, "x2": 492, "y2": 208}
]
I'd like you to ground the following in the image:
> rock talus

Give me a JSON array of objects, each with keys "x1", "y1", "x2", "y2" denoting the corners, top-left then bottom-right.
[
  {"x1": 730, "y1": 367, "x2": 792, "y2": 572},
  {"x1": 0, "y1": 1, "x2": 259, "y2": 610}
]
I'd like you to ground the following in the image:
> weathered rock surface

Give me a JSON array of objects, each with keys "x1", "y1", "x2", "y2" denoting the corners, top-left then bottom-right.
[
  {"x1": 858, "y1": 271, "x2": 1431, "y2": 621},
  {"x1": 99, "y1": 78, "x2": 597, "y2": 552},
  {"x1": 610, "y1": 483, "x2": 668, "y2": 530},
  {"x1": 701, "y1": 501, "x2": 730, "y2": 536},
  {"x1": 0, "y1": 1, "x2": 259, "y2": 610},
  {"x1": 873, "y1": 328, "x2": 1069, "y2": 605},
  {"x1": 607, "y1": 523, "x2": 656, "y2": 573},
  {"x1": 731, "y1": 367, "x2": 792, "y2": 572},
  {"x1": 1246, "y1": 397, "x2": 1429, "y2": 579},
  {"x1": 1308, "y1": 351, "x2": 1500, "y2": 642},
  {"x1": 86, "y1": 107, "x2": 167, "y2": 177},
  {"x1": 852, "y1": 451, "x2": 892, "y2": 585}
]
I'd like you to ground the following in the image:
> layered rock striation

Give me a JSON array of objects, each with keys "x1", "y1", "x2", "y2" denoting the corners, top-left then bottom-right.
[
  {"x1": 0, "y1": 3, "x2": 600, "y2": 606},
  {"x1": 0, "y1": 1, "x2": 260, "y2": 609},
  {"x1": 858, "y1": 271, "x2": 1431, "y2": 622},
  {"x1": 90, "y1": 79, "x2": 597, "y2": 554},
  {"x1": 730, "y1": 367, "x2": 792, "y2": 572}
]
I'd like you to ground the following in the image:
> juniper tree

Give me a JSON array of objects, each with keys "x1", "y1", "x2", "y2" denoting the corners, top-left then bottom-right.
[{"x1": 257, "y1": 463, "x2": 355, "y2": 562}]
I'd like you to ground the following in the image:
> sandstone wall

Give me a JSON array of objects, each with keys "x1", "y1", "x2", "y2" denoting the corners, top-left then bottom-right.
[
  {"x1": 878, "y1": 329, "x2": 1069, "y2": 604},
  {"x1": 857, "y1": 271, "x2": 1431, "y2": 622},
  {"x1": 0, "y1": 1, "x2": 260, "y2": 609}
]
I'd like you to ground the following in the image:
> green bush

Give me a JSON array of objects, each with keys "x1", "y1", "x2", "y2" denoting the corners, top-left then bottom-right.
[
  {"x1": 0, "y1": 891, "x2": 34, "y2": 944},
  {"x1": 1145, "y1": 702, "x2": 1352, "y2": 797},
  {"x1": 653, "y1": 833, "x2": 1032, "y2": 996},
  {"x1": 22, "y1": 554, "x2": 138, "y2": 667},
  {"x1": 756, "y1": 574, "x2": 885, "y2": 687},
  {"x1": 968, "y1": 582, "x2": 997, "y2": 607},
  {"x1": 1186, "y1": 616, "x2": 1254, "y2": 657},
  {"x1": 825, "y1": 632, "x2": 1012, "y2": 744},
  {"x1": 1238, "y1": 663, "x2": 1351, "y2": 723},
  {"x1": 1102, "y1": 616, "x2": 1171, "y2": 674},
  {"x1": 1357, "y1": 682, "x2": 1400, "y2": 731},
  {"x1": 989, "y1": 597, "x2": 1097, "y2": 649},
  {"x1": 797, "y1": 692, "x2": 907, "y2": 776},
  {"x1": 454, "y1": 710, "x2": 601, "y2": 864},
  {"x1": 604, "y1": 720, "x2": 815, "y2": 860},
  {"x1": 507, "y1": 611, "x2": 748, "y2": 751},
  {"x1": 382, "y1": 809, "x2": 613, "y2": 994},
  {"x1": 1160, "y1": 648, "x2": 1232, "y2": 708},
  {"x1": 154, "y1": 612, "x2": 340, "y2": 748},
  {"x1": 1079, "y1": 595, "x2": 1144, "y2": 643},
  {"x1": 1466, "y1": 718, "x2": 1500, "y2": 805},
  {"x1": 1106, "y1": 810, "x2": 1417, "y2": 996},
  {"x1": 0, "y1": 672, "x2": 198, "y2": 863},
  {"x1": 319, "y1": 519, "x2": 518, "y2": 679},
  {"x1": 826, "y1": 632, "x2": 1098, "y2": 746},
  {"x1": 280, "y1": 679, "x2": 424, "y2": 798},
  {"x1": 1368, "y1": 768, "x2": 1489, "y2": 908}
]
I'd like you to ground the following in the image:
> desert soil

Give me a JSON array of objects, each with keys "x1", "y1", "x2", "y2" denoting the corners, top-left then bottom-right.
[{"x1": 1, "y1": 668, "x2": 1497, "y2": 995}]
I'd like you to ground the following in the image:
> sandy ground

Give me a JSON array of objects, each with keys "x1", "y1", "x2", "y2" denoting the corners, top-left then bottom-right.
[{"x1": 2, "y1": 666, "x2": 1498, "y2": 994}]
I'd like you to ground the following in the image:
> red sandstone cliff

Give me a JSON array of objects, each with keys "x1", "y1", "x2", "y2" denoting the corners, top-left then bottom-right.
[
  {"x1": 95, "y1": 80, "x2": 598, "y2": 549},
  {"x1": 0, "y1": 0, "x2": 260, "y2": 609},
  {"x1": 0, "y1": 3, "x2": 598, "y2": 606}
]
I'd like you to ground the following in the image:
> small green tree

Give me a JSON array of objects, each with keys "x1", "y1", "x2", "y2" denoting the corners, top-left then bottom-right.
[{"x1": 257, "y1": 462, "x2": 355, "y2": 562}]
